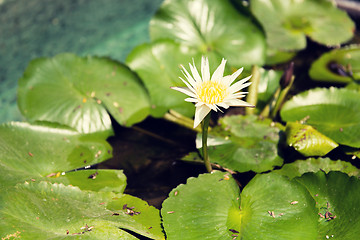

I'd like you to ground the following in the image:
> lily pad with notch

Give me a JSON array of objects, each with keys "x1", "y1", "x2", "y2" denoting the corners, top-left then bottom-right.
[
  {"x1": 18, "y1": 53, "x2": 150, "y2": 134},
  {"x1": 162, "y1": 171, "x2": 318, "y2": 239}
]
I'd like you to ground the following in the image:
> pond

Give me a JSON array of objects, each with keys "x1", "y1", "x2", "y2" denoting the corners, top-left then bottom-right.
[{"x1": 1, "y1": 0, "x2": 360, "y2": 239}]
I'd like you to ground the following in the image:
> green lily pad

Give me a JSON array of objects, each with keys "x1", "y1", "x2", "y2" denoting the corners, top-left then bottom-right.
[
  {"x1": 126, "y1": 40, "x2": 198, "y2": 118},
  {"x1": 285, "y1": 122, "x2": 338, "y2": 157},
  {"x1": 18, "y1": 53, "x2": 150, "y2": 134},
  {"x1": 162, "y1": 171, "x2": 318, "y2": 239},
  {"x1": 0, "y1": 181, "x2": 164, "y2": 240},
  {"x1": 0, "y1": 122, "x2": 112, "y2": 188},
  {"x1": 295, "y1": 171, "x2": 360, "y2": 239},
  {"x1": 198, "y1": 115, "x2": 283, "y2": 172},
  {"x1": 250, "y1": 0, "x2": 355, "y2": 51},
  {"x1": 280, "y1": 87, "x2": 360, "y2": 148},
  {"x1": 309, "y1": 45, "x2": 360, "y2": 83},
  {"x1": 149, "y1": 0, "x2": 266, "y2": 68},
  {"x1": 274, "y1": 158, "x2": 360, "y2": 179}
]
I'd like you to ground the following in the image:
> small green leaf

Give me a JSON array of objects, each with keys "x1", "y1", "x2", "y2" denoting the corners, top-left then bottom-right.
[
  {"x1": 150, "y1": 0, "x2": 266, "y2": 68},
  {"x1": 309, "y1": 44, "x2": 360, "y2": 83},
  {"x1": 257, "y1": 68, "x2": 283, "y2": 110},
  {"x1": 0, "y1": 181, "x2": 164, "y2": 239},
  {"x1": 280, "y1": 87, "x2": 360, "y2": 148},
  {"x1": 274, "y1": 158, "x2": 360, "y2": 179},
  {"x1": 250, "y1": 0, "x2": 354, "y2": 51},
  {"x1": 198, "y1": 115, "x2": 283, "y2": 172},
  {"x1": 18, "y1": 53, "x2": 150, "y2": 133},
  {"x1": 285, "y1": 122, "x2": 338, "y2": 157},
  {"x1": 295, "y1": 171, "x2": 360, "y2": 239},
  {"x1": 52, "y1": 169, "x2": 127, "y2": 193}
]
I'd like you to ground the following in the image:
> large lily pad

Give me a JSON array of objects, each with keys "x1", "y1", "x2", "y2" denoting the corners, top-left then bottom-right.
[
  {"x1": 162, "y1": 171, "x2": 318, "y2": 239},
  {"x1": 274, "y1": 158, "x2": 360, "y2": 179},
  {"x1": 285, "y1": 122, "x2": 338, "y2": 157},
  {"x1": 309, "y1": 45, "x2": 360, "y2": 83},
  {"x1": 295, "y1": 171, "x2": 360, "y2": 239},
  {"x1": 197, "y1": 115, "x2": 283, "y2": 172},
  {"x1": 18, "y1": 53, "x2": 150, "y2": 134},
  {"x1": 280, "y1": 87, "x2": 360, "y2": 148},
  {"x1": 150, "y1": 0, "x2": 266, "y2": 68},
  {"x1": 0, "y1": 122, "x2": 112, "y2": 189},
  {"x1": 0, "y1": 181, "x2": 164, "y2": 240},
  {"x1": 250, "y1": 0, "x2": 355, "y2": 51}
]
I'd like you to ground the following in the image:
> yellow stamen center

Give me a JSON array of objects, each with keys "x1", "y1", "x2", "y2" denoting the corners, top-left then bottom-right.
[{"x1": 197, "y1": 81, "x2": 227, "y2": 104}]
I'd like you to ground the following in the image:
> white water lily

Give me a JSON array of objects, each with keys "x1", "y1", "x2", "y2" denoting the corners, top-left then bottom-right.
[{"x1": 172, "y1": 56, "x2": 254, "y2": 128}]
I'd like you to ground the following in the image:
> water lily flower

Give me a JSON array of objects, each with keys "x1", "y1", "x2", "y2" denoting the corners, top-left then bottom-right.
[{"x1": 172, "y1": 56, "x2": 254, "y2": 128}]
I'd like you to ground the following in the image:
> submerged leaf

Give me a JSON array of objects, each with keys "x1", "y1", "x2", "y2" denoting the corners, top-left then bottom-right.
[
  {"x1": 52, "y1": 169, "x2": 127, "y2": 193},
  {"x1": 18, "y1": 53, "x2": 150, "y2": 133}
]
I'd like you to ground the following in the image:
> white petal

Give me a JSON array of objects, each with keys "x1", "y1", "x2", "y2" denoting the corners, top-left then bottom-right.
[
  {"x1": 201, "y1": 56, "x2": 210, "y2": 82},
  {"x1": 225, "y1": 92, "x2": 247, "y2": 100},
  {"x1": 179, "y1": 76, "x2": 196, "y2": 93},
  {"x1": 222, "y1": 75, "x2": 232, "y2": 86},
  {"x1": 194, "y1": 104, "x2": 211, "y2": 128},
  {"x1": 181, "y1": 66, "x2": 197, "y2": 87},
  {"x1": 225, "y1": 98, "x2": 255, "y2": 108},
  {"x1": 211, "y1": 58, "x2": 226, "y2": 82},
  {"x1": 227, "y1": 67, "x2": 244, "y2": 85},
  {"x1": 171, "y1": 87, "x2": 197, "y2": 98},
  {"x1": 205, "y1": 103, "x2": 219, "y2": 112},
  {"x1": 195, "y1": 102, "x2": 205, "y2": 107},
  {"x1": 229, "y1": 76, "x2": 252, "y2": 93},
  {"x1": 217, "y1": 102, "x2": 230, "y2": 109},
  {"x1": 185, "y1": 97, "x2": 198, "y2": 103},
  {"x1": 189, "y1": 60, "x2": 202, "y2": 84}
]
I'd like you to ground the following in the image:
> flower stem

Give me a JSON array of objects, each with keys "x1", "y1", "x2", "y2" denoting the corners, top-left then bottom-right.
[{"x1": 201, "y1": 112, "x2": 212, "y2": 173}]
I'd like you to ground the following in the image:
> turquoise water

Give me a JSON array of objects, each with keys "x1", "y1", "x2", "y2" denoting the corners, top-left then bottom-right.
[{"x1": 0, "y1": 0, "x2": 163, "y2": 123}]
